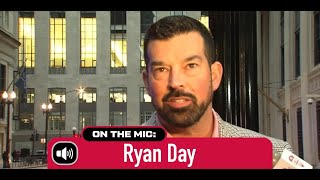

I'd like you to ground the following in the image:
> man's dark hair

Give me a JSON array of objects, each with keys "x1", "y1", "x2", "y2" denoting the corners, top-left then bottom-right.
[{"x1": 143, "y1": 15, "x2": 215, "y2": 71}]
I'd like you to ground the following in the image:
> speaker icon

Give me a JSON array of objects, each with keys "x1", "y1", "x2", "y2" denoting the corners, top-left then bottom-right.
[
  {"x1": 56, "y1": 147, "x2": 73, "y2": 160},
  {"x1": 52, "y1": 141, "x2": 78, "y2": 165}
]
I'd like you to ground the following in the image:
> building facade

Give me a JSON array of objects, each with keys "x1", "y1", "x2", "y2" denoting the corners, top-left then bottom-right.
[
  {"x1": 0, "y1": 11, "x2": 20, "y2": 166},
  {"x1": 12, "y1": 11, "x2": 207, "y2": 156},
  {"x1": 257, "y1": 11, "x2": 320, "y2": 166},
  {"x1": 7, "y1": 10, "x2": 319, "y2": 168}
]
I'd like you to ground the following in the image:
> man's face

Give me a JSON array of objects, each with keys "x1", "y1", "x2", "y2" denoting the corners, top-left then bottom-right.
[{"x1": 143, "y1": 31, "x2": 221, "y2": 128}]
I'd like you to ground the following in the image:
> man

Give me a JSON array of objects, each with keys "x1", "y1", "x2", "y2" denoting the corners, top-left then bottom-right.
[
  {"x1": 2, "y1": 151, "x2": 8, "y2": 168},
  {"x1": 142, "y1": 15, "x2": 292, "y2": 154}
]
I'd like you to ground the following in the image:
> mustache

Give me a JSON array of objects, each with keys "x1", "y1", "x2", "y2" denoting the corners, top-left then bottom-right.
[{"x1": 162, "y1": 90, "x2": 196, "y2": 102}]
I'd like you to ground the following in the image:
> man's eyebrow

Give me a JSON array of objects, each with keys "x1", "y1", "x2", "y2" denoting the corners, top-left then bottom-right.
[
  {"x1": 150, "y1": 61, "x2": 165, "y2": 67},
  {"x1": 184, "y1": 55, "x2": 202, "y2": 62},
  {"x1": 150, "y1": 55, "x2": 202, "y2": 67}
]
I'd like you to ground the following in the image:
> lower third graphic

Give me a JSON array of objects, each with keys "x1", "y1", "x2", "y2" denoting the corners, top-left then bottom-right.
[{"x1": 52, "y1": 141, "x2": 78, "y2": 165}]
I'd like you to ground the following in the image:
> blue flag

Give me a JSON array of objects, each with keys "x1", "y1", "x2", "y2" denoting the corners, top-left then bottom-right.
[{"x1": 14, "y1": 67, "x2": 27, "y2": 102}]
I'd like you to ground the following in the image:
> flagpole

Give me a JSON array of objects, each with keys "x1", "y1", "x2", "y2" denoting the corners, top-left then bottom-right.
[{"x1": 6, "y1": 59, "x2": 26, "y2": 91}]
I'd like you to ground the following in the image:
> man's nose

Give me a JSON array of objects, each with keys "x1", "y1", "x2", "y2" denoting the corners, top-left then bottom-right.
[{"x1": 168, "y1": 69, "x2": 185, "y2": 89}]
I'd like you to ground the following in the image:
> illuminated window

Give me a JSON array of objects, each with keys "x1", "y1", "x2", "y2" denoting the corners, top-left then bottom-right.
[
  {"x1": 109, "y1": 87, "x2": 126, "y2": 126},
  {"x1": 140, "y1": 34, "x2": 145, "y2": 72},
  {"x1": 110, "y1": 11, "x2": 127, "y2": 74},
  {"x1": 50, "y1": 11, "x2": 66, "y2": 74},
  {"x1": 19, "y1": 12, "x2": 35, "y2": 73},
  {"x1": 25, "y1": 88, "x2": 35, "y2": 103},
  {"x1": 48, "y1": 88, "x2": 65, "y2": 104},
  {"x1": 111, "y1": 37, "x2": 127, "y2": 68},
  {"x1": 79, "y1": 87, "x2": 96, "y2": 129},
  {"x1": 139, "y1": 86, "x2": 154, "y2": 125},
  {"x1": 140, "y1": 87, "x2": 151, "y2": 102},
  {"x1": 80, "y1": 87, "x2": 96, "y2": 103},
  {"x1": 81, "y1": 11, "x2": 96, "y2": 74},
  {"x1": 48, "y1": 88, "x2": 66, "y2": 131},
  {"x1": 199, "y1": 11, "x2": 209, "y2": 30},
  {"x1": 109, "y1": 87, "x2": 127, "y2": 102}
]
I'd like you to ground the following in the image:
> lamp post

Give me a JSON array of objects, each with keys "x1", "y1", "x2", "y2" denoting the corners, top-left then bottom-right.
[
  {"x1": 59, "y1": 96, "x2": 62, "y2": 137},
  {"x1": 2, "y1": 91, "x2": 16, "y2": 168},
  {"x1": 58, "y1": 87, "x2": 85, "y2": 137},
  {"x1": 42, "y1": 102, "x2": 52, "y2": 158},
  {"x1": 306, "y1": 94, "x2": 320, "y2": 166},
  {"x1": 40, "y1": 138, "x2": 46, "y2": 146}
]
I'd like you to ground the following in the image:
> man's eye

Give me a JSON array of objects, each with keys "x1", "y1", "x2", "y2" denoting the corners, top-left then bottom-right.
[
  {"x1": 155, "y1": 67, "x2": 166, "y2": 72},
  {"x1": 188, "y1": 64, "x2": 198, "y2": 68}
]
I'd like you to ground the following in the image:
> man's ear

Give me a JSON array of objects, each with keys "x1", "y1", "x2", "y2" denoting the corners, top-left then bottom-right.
[
  {"x1": 142, "y1": 70, "x2": 150, "y2": 95},
  {"x1": 210, "y1": 61, "x2": 223, "y2": 91}
]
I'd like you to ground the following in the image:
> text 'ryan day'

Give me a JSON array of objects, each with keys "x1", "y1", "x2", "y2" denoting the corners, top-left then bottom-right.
[{"x1": 123, "y1": 143, "x2": 196, "y2": 168}]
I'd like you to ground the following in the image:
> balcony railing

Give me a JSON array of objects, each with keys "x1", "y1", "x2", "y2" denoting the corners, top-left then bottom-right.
[
  {"x1": 49, "y1": 67, "x2": 66, "y2": 74},
  {"x1": 110, "y1": 67, "x2": 126, "y2": 74},
  {"x1": 80, "y1": 67, "x2": 96, "y2": 74}
]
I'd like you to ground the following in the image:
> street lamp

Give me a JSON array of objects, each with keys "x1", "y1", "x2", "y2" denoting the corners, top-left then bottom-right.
[
  {"x1": 306, "y1": 94, "x2": 320, "y2": 103},
  {"x1": 2, "y1": 91, "x2": 16, "y2": 168},
  {"x1": 40, "y1": 138, "x2": 46, "y2": 156},
  {"x1": 40, "y1": 138, "x2": 46, "y2": 144},
  {"x1": 42, "y1": 102, "x2": 52, "y2": 158},
  {"x1": 72, "y1": 127, "x2": 76, "y2": 137},
  {"x1": 58, "y1": 87, "x2": 85, "y2": 137}
]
